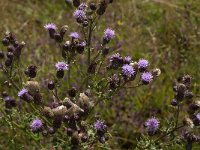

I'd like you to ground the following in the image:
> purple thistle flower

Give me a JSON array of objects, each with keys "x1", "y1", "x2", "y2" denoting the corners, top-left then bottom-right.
[
  {"x1": 124, "y1": 56, "x2": 132, "y2": 64},
  {"x1": 103, "y1": 28, "x2": 115, "y2": 41},
  {"x1": 80, "y1": 41, "x2": 86, "y2": 47},
  {"x1": 73, "y1": 9, "x2": 86, "y2": 22},
  {"x1": 18, "y1": 88, "x2": 28, "y2": 97},
  {"x1": 122, "y1": 64, "x2": 135, "y2": 77},
  {"x1": 78, "y1": 3, "x2": 87, "y2": 10},
  {"x1": 69, "y1": 32, "x2": 80, "y2": 39},
  {"x1": 94, "y1": 120, "x2": 106, "y2": 131},
  {"x1": 44, "y1": 23, "x2": 57, "y2": 30},
  {"x1": 55, "y1": 62, "x2": 68, "y2": 71},
  {"x1": 145, "y1": 117, "x2": 160, "y2": 135},
  {"x1": 141, "y1": 72, "x2": 153, "y2": 84},
  {"x1": 30, "y1": 119, "x2": 43, "y2": 133},
  {"x1": 196, "y1": 113, "x2": 200, "y2": 121},
  {"x1": 138, "y1": 59, "x2": 149, "y2": 70}
]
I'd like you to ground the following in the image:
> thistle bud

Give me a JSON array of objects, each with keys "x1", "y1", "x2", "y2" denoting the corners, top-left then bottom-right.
[
  {"x1": 177, "y1": 83, "x2": 186, "y2": 94},
  {"x1": 2, "y1": 38, "x2": 10, "y2": 46},
  {"x1": 87, "y1": 62, "x2": 97, "y2": 74},
  {"x1": 66, "y1": 128, "x2": 73, "y2": 136},
  {"x1": 42, "y1": 130, "x2": 48, "y2": 137},
  {"x1": 72, "y1": 0, "x2": 80, "y2": 7},
  {"x1": 68, "y1": 87, "x2": 77, "y2": 97},
  {"x1": 7, "y1": 46, "x2": 15, "y2": 52},
  {"x1": 54, "y1": 33, "x2": 63, "y2": 43},
  {"x1": 48, "y1": 127, "x2": 56, "y2": 134},
  {"x1": 76, "y1": 41, "x2": 86, "y2": 54},
  {"x1": 90, "y1": 3, "x2": 97, "y2": 10},
  {"x1": 56, "y1": 69, "x2": 64, "y2": 79},
  {"x1": 63, "y1": 41, "x2": 71, "y2": 51},
  {"x1": 184, "y1": 91, "x2": 194, "y2": 100},
  {"x1": 183, "y1": 75, "x2": 192, "y2": 86},
  {"x1": 4, "y1": 97, "x2": 16, "y2": 109},
  {"x1": 109, "y1": 74, "x2": 120, "y2": 90},
  {"x1": 25, "y1": 65, "x2": 37, "y2": 78},
  {"x1": 5, "y1": 58, "x2": 12, "y2": 67},
  {"x1": 48, "y1": 81, "x2": 55, "y2": 90},
  {"x1": 102, "y1": 47, "x2": 109, "y2": 56},
  {"x1": 53, "y1": 116, "x2": 62, "y2": 129},
  {"x1": 189, "y1": 101, "x2": 200, "y2": 112},
  {"x1": 33, "y1": 91, "x2": 42, "y2": 105},
  {"x1": 7, "y1": 52, "x2": 14, "y2": 59},
  {"x1": 71, "y1": 132, "x2": 80, "y2": 145},
  {"x1": 97, "y1": 2, "x2": 107, "y2": 15},
  {"x1": 171, "y1": 99, "x2": 178, "y2": 106},
  {"x1": 0, "y1": 51, "x2": 4, "y2": 59}
]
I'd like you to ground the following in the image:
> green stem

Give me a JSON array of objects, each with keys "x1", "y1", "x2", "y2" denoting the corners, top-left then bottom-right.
[
  {"x1": 155, "y1": 125, "x2": 185, "y2": 142},
  {"x1": 175, "y1": 104, "x2": 180, "y2": 128}
]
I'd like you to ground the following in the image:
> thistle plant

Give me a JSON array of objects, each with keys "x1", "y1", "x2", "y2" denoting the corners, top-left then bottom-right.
[
  {"x1": 0, "y1": 0, "x2": 162, "y2": 149},
  {"x1": 137, "y1": 75, "x2": 200, "y2": 150}
]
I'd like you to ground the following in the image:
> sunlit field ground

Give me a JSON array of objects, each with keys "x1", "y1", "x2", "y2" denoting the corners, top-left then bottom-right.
[{"x1": 0, "y1": 0, "x2": 200, "y2": 149}]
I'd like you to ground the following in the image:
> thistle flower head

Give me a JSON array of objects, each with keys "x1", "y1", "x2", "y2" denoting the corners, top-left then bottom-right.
[
  {"x1": 94, "y1": 120, "x2": 106, "y2": 131},
  {"x1": 141, "y1": 72, "x2": 153, "y2": 84},
  {"x1": 138, "y1": 59, "x2": 149, "y2": 70},
  {"x1": 18, "y1": 88, "x2": 28, "y2": 97},
  {"x1": 145, "y1": 117, "x2": 160, "y2": 135},
  {"x1": 79, "y1": 41, "x2": 86, "y2": 47},
  {"x1": 103, "y1": 28, "x2": 115, "y2": 41},
  {"x1": 73, "y1": 9, "x2": 86, "y2": 21},
  {"x1": 109, "y1": 53, "x2": 123, "y2": 68},
  {"x1": 78, "y1": 3, "x2": 87, "y2": 10},
  {"x1": 44, "y1": 23, "x2": 57, "y2": 30},
  {"x1": 124, "y1": 56, "x2": 132, "y2": 64},
  {"x1": 69, "y1": 32, "x2": 80, "y2": 39},
  {"x1": 55, "y1": 62, "x2": 68, "y2": 71},
  {"x1": 122, "y1": 64, "x2": 135, "y2": 77},
  {"x1": 30, "y1": 119, "x2": 43, "y2": 132}
]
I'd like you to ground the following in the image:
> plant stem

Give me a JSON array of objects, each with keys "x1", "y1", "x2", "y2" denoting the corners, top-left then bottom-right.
[
  {"x1": 155, "y1": 124, "x2": 185, "y2": 142},
  {"x1": 175, "y1": 104, "x2": 180, "y2": 128}
]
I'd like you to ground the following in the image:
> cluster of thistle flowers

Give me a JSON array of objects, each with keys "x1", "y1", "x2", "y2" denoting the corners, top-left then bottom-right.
[
  {"x1": 142, "y1": 75, "x2": 200, "y2": 147},
  {"x1": 0, "y1": 32, "x2": 25, "y2": 68},
  {"x1": 171, "y1": 75, "x2": 200, "y2": 143},
  {"x1": 107, "y1": 54, "x2": 161, "y2": 90},
  {"x1": 0, "y1": 0, "x2": 160, "y2": 148}
]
